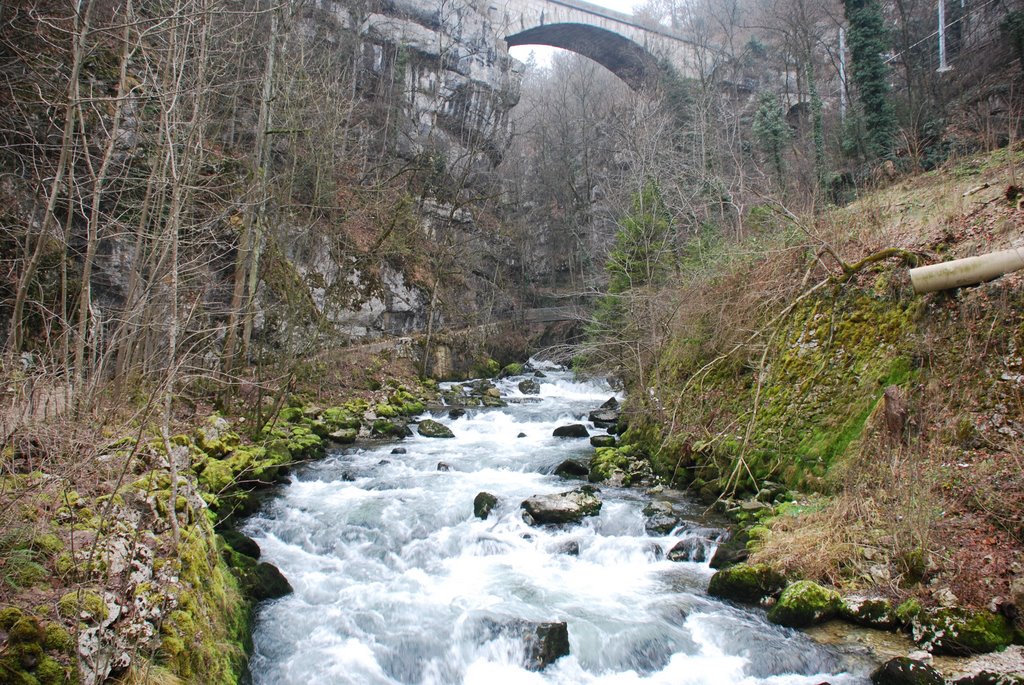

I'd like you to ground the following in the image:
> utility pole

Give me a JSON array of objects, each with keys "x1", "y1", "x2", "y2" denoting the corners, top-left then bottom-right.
[
  {"x1": 937, "y1": 0, "x2": 953, "y2": 72},
  {"x1": 838, "y1": 26, "x2": 847, "y2": 122}
]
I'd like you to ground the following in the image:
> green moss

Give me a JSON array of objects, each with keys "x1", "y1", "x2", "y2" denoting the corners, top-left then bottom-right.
[
  {"x1": 374, "y1": 403, "x2": 399, "y2": 418},
  {"x1": 321, "y1": 407, "x2": 361, "y2": 431},
  {"x1": 198, "y1": 459, "x2": 234, "y2": 493},
  {"x1": 277, "y1": 407, "x2": 304, "y2": 423},
  {"x1": 588, "y1": 447, "x2": 630, "y2": 482},
  {"x1": 157, "y1": 521, "x2": 249, "y2": 684},
  {"x1": 41, "y1": 624, "x2": 74, "y2": 653},
  {"x1": 501, "y1": 362, "x2": 525, "y2": 377},
  {"x1": 767, "y1": 580, "x2": 842, "y2": 627},
  {"x1": 912, "y1": 608, "x2": 1015, "y2": 655},
  {"x1": 896, "y1": 598, "x2": 923, "y2": 625},
  {"x1": 57, "y1": 590, "x2": 107, "y2": 623},
  {"x1": 706, "y1": 563, "x2": 786, "y2": 604}
]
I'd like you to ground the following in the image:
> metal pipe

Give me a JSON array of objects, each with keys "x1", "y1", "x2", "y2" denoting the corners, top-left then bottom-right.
[{"x1": 910, "y1": 247, "x2": 1024, "y2": 293}]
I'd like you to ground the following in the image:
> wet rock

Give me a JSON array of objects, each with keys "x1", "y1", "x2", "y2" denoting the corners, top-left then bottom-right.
[
  {"x1": 521, "y1": 487, "x2": 602, "y2": 525},
  {"x1": 517, "y1": 432, "x2": 527, "y2": 438},
  {"x1": 642, "y1": 501, "x2": 680, "y2": 535},
  {"x1": 341, "y1": 471, "x2": 357, "y2": 481},
  {"x1": 534, "y1": 370, "x2": 547, "y2": 378},
  {"x1": 378, "y1": 459, "x2": 391, "y2": 465},
  {"x1": 484, "y1": 387, "x2": 502, "y2": 399},
  {"x1": 600, "y1": 397, "x2": 619, "y2": 410},
  {"x1": 328, "y1": 428, "x2": 358, "y2": 444},
  {"x1": 518, "y1": 379, "x2": 541, "y2": 394},
  {"x1": 249, "y1": 562, "x2": 293, "y2": 600},
  {"x1": 707, "y1": 563, "x2": 786, "y2": 605},
  {"x1": 553, "y1": 424, "x2": 589, "y2": 438},
  {"x1": 448, "y1": 407, "x2": 467, "y2": 420},
  {"x1": 767, "y1": 581, "x2": 843, "y2": 628},
  {"x1": 391, "y1": 447, "x2": 407, "y2": 454},
  {"x1": 667, "y1": 538, "x2": 709, "y2": 563},
  {"x1": 477, "y1": 618, "x2": 570, "y2": 670},
  {"x1": 418, "y1": 419, "x2": 455, "y2": 438},
  {"x1": 588, "y1": 409, "x2": 619, "y2": 429},
  {"x1": 221, "y1": 530, "x2": 260, "y2": 559},
  {"x1": 911, "y1": 607, "x2": 1015, "y2": 655},
  {"x1": 554, "y1": 459, "x2": 589, "y2": 479},
  {"x1": 953, "y1": 671, "x2": 1024, "y2": 685},
  {"x1": 870, "y1": 657, "x2": 945, "y2": 685},
  {"x1": 551, "y1": 540, "x2": 580, "y2": 556},
  {"x1": 590, "y1": 435, "x2": 616, "y2": 448},
  {"x1": 709, "y1": 540, "x2": 749, "y2": 569},
  {"x1": 474, "y1": 492, "x2": 498, "y2": 519},
  {"x1": 841, "y1": 596, "x2": 900, "y2": 630},
  {"x1": 437, "y1": 462, "x2": 452, "y2": 471}
]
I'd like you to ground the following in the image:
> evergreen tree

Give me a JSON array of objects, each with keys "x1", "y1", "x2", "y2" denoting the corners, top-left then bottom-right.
[
  {"x1": 844, "y1": 0, "x2": 896, "y2": 159},
  {"x1": 752, "y1": 92, "x2": 788, "y2": 187}
]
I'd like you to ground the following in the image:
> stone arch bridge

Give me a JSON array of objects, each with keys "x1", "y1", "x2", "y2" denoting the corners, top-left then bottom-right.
[{"x1": 491, "y1": 0, "x2": 704, "y2": 88}]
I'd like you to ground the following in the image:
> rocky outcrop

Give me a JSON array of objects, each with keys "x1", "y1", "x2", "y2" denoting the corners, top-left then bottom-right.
[
  {"x1": 518, "y1": 379, "x2": 541, "y2": 394},
  {"x1": 521, "y1": 487, "x2": 602, "y2": 525}
]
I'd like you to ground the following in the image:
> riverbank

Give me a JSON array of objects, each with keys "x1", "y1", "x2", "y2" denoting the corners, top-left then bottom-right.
[{"x1": 583, "y1": 148, "x2": 1024, "y2": 681}]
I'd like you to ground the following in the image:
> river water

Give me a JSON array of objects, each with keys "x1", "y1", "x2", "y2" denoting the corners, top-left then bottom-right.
[{"x1": 244, "y1": 364, "x2": 870, "y2": 685}]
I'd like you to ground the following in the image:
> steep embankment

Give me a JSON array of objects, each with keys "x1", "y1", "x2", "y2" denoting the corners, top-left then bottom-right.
[{"x1": 611, "y1": 148, "x2": 1024, "y2": 644}]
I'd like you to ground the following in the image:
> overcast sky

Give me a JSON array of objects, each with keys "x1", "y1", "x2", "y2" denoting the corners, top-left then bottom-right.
[{"x1": 507, "y1": 0, "x2": 644, "y2": 67}]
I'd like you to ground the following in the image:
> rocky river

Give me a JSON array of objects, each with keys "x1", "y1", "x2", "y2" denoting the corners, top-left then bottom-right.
[{"x1": 242, "y1": 363, "x2": 870, "y2": 684}]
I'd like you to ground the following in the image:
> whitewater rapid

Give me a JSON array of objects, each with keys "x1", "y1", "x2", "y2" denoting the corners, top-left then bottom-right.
[{"x1": 244, "y1": 364, "x2": 869, "y2": 685}]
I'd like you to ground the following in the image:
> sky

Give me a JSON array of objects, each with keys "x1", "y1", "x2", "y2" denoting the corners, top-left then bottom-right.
[{"x1": 507, "y1": 0, "x2": 644, "y2": 67}]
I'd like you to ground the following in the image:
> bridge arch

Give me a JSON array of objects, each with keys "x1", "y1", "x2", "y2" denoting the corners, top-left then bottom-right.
[{"x1": 506, "y1": 23, "x2": 662, "y2": 90}]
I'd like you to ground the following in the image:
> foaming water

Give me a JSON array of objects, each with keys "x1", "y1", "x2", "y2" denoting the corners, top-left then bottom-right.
[{"x1": 245, "y1": 365, "x2": 868, "y2": 685}]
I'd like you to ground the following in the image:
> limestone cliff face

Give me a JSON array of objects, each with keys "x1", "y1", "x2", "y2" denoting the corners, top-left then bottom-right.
[{"x1": 314, "y1": 0, "x2": 521, "y2": 166}]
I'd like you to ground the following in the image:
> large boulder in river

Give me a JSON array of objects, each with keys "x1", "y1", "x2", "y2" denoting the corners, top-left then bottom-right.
[
  {"x1": 767, "y1": 580, "x2": 842, "y2": 628},
  {"x1": 553, "y1": 424, "x2": 589, "y2": 438},
  {"x1": 474, "y1": 492, "x2": 498, "y2": 519},
  {"x1": 554, "y1": 459, "x2": 589, "y2": 479},
  {"x1": 667, "y1": 537, "x2": 710, "y2": 563},
  {"x1": 518, "y1": 379, "x2": 541, "y2": 395},
  {"x1": 870, "y1": 658, "x2": 945, "y2": 685},
  {"x1": 588, "y1": 409, "x2": 619, "y2": 429},
  {"x1": 521, "y1": 487, "x2": 602, "y2": 525},
  {"x1": 708, "y1": 539, "x2": 749, "y2": 569},
  {"x1": 476, "y1": 617, "x2": 570, "y2": 670},
  {"x1": 642, "y1": 501, "x2": 680, "y2": 535},
  {"x1": 418, "y1": 419, "x2": 455, "y2": 438},
  {"x1": 706, "y1": 563, "x2": 786, "y2": 605},
  {"x1": 599, "y1": 396, "x2": 619, "y2": 410}
]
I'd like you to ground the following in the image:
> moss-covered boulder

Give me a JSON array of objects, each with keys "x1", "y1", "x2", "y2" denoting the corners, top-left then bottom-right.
[
  {"x1": 590, "y1": 435, "x2": 616, "y2": 448},
  {"x1": 871, "y1": 657, "x2": 945, "y2": 685},
  {"x1": 589, "y1": 446, "x2": 629, "y2": 482},
  {"x1": 57, "y1": 589, "x2": 109, "y2": 623},
  {"x1": 912, "y1": 608, "x2": 1015, "y2": 655},
  {"x1": 418, "y1": 419, "x2": 455, "y2": 438},
  {"x1": 767, "y1": 580, "x2": 843, "y2": 628},
  {"x1": 706, "y1": 563, "x2": 786, "y2": 604},
  {"x1": 841, "y1": 596, "x2": 900, "y2": 630},
  {"x1": 0, "y1": 608, "x2": 76, "y2": 685}
]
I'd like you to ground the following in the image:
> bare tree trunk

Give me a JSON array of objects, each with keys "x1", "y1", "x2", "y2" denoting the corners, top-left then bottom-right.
[{"x1": 6, "y1": 0, "x2": 95, "y2": 356}]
